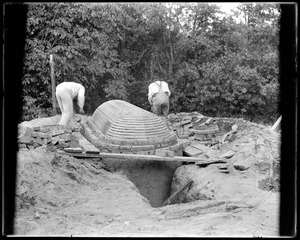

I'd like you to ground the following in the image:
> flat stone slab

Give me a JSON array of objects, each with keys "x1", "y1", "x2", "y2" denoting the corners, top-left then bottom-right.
[{"x1": 183, "y1": 145, "x2": 204, "y2": 157}]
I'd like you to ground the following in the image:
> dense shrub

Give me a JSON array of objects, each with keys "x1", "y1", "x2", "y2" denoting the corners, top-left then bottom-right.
[{"x1": 21, "y1": 3, "x2": 280, "y2": 125}]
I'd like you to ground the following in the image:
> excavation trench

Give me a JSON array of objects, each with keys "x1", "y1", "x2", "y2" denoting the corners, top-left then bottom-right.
[
  {"x1": 79, "y1": 100, "x2": 190, "y2": 207},
  {"x1": 101, "y1": 158, "x2": 183, "y2": 208}
]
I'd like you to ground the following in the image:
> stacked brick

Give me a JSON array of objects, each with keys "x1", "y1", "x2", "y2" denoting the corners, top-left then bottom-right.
[
  {"x1": 169, "y1": 113, "x2": 241, "y2": 148},
  {"x1": 190, "y1": 118, "x2": 219, "y2": 145},
  {"x1": 18, "y1": 125, "x2": 81, "y2": 150},
  {"x1": 81, "y1": 119, "x2": 182, "y2": 155},
  {"x1": 172, "y1": 116, "x2": 193, "y2": 139}
]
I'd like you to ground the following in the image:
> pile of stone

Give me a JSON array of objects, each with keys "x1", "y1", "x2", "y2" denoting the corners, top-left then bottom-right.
[
  {"x1": 168, "y1": 112, "x2": 203, "y2": 139},
  {"x1": 168, "y1": 112, "x2": 240, "y2": 149},
  {"x1": 190, "y1": 118, "x2": 219, "y2": 145},
  {"x1": 168, "y1": 112, "x2": 219, "y2": 145},
  {"x1": 18, "y1": 125, "x2": 81, "y2": 150}
]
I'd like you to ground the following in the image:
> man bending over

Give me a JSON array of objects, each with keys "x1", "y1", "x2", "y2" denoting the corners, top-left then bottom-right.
[{"x1": 55, "y1": 81, "x2": 85, "y2": 126}]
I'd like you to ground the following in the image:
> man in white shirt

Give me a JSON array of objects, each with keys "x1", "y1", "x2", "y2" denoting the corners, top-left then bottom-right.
[
  {"x1": 55, "y1": 81, "x2": 85, "y2": 126},
  {"x1": 148, "y1": 80, "x2": 171, "y2": 117}
]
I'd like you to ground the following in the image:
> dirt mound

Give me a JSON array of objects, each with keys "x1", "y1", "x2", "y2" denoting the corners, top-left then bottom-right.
[
  {"x1": 169, "y1": 118, "x2": 280, "y2": 205},
  {"x1": 14, "y1": 146, "x2": 156, "y2": 235},
  {"x1": 12, "y1": 114, "x2": 281, "y2": 237}
]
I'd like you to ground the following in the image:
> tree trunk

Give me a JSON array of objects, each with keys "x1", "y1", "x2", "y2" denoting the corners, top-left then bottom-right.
[
  {"x1": 50, "y1": 54, "x2": 57, "y2": 115},
  {"x1": 167, "y1": 8, "x2": 174, "y2": 78},
  {"x1": 150, "y1": 53, "x2": 155, "y2": 80},
  {"x1": 192, "y1": 12, "x2": 198, "y2": 36},
  {"x1": 168, "y1": 28, "x2": 174, "y2": 77}
]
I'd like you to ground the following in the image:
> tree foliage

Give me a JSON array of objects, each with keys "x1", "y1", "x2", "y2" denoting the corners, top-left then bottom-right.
[{"x1": 21, "y1": 2, "x2": 280, "y2": 124}]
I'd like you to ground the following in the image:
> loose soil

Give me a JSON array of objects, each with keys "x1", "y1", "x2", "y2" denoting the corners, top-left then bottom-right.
[{"x1": 12, "y1": 114, "x2": 281, "y2": 237}]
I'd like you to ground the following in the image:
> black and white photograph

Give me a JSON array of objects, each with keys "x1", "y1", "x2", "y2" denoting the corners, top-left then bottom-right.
[{"x1": 3, "y1": 2, "x2": 297, "y2": 237}]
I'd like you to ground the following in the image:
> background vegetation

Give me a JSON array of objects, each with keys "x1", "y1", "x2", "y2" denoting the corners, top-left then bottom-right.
[{"x1": 21, "y1": 3, "x2": 280, "y2": 124}]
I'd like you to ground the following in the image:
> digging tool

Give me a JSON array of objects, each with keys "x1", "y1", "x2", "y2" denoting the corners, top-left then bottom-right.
[{"x1": 162, "y1": 179, "x2": 193, "y2": 207}]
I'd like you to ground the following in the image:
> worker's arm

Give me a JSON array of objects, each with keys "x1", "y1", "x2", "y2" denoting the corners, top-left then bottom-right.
[
  {"x1": 77, "y1": 86, "x2": 85, "y2": 114},
  {"x1": 163, "y1": 82, "x2": 171, "y2": 97},
  {"x1": 148, "y1": 95, "x2": 153, "y2": 105},
  {"x1": 148, "y1": 85, "x2": 153, "y2": 105}
]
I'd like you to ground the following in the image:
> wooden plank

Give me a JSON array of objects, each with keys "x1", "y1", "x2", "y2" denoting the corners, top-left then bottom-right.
[
  {"x1": 155, "y1": 149, "x2": 175, "y2": 157},
  {"x1": 57, "y1": 151, "x2": 226, "y2": 166},
  {"x1": 50, "y1": 54, "x2": 57, "y2": 115},
  {"x1": 57, "y1": 151, "x2": 101, "y2": 158},
  {"x1": 98, "y1": 152, "x2": 225, "y2": 163},
  {"x1": 271, "y1": 115, "x2": 281, "y2": 132},
  {"x1": 72, "y1": 132, "x2": 100, "y2": 154},
  {"x1": 162, "y1": 179, "x2": 193, "y2": 207},
  {"x1": 64, "y1": 147, "x2": 83, "y2": 153}
]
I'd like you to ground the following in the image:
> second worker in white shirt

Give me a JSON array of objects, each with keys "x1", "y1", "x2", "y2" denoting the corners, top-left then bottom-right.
[{"x1": 148, "y1": 80, "x2": 171, "y2": 117}]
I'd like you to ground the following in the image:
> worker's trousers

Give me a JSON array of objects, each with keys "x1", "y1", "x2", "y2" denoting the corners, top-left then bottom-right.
[
  {"x1": 55, "y1": 87, "x2": 74, "y2": 126},
  {"x1": 151, "y1": 92, "x2": 170, "y2": 117}
]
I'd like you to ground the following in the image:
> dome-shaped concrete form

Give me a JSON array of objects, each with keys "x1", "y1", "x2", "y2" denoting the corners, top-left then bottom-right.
[{"x1": 81, "y1": 100, "x2": 181, "y2": 154}]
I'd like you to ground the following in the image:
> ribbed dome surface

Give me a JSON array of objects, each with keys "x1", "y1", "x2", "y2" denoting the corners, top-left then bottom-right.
[{"x1": 91, "y1": 100, "x2": 176, "y2": 146}]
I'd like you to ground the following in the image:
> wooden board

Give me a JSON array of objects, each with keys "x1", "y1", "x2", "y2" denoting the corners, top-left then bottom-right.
[
  {"x1": 57, "y1": 150, "x2": 226, "y2": 165},
  {"x1": 271, "y1": 115, "x2": 281, "y2": 132},
  {"x1": 64, "y1": 147, "x2": 82, "y2": 153},
  {"x1": 162, "y1": 179, "x2": 193, "y2": 206},
  {"x1": 98, "y1": 152, "x2": 225, "y2": 164},
  {"x1": 72, "y1": 132, "x2": 100, "y2": 154},
  {"x1": 57, "y1": 151, "x2": 101, "y2": 158}
]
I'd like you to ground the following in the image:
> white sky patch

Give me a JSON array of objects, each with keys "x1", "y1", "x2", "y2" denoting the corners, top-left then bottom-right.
[
  {"x1": 215, "y1": 2, "x2": 241, "y2": 15},
  {"x1": 212, "y1": 2, "x2": 244, "y2": 23}
]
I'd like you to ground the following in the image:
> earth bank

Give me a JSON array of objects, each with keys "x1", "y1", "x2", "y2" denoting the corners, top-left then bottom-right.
[{"x1": 13, "y1": 113, "x2": 280, "y2": 237}]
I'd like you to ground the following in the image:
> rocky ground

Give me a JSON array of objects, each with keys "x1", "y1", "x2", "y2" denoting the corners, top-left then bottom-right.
[{"x1": 12, "y1": 113, "x2": 281, "y2": 237}]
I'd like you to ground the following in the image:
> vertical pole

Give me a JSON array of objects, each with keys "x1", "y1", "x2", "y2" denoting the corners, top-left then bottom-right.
[{"x1": 50, "y1": 54, "x2": 57, "y2": 115}]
